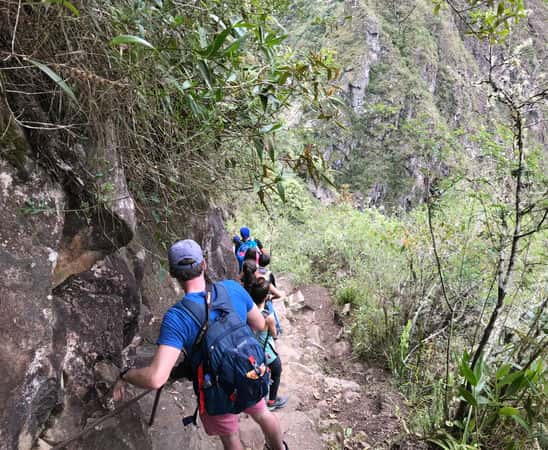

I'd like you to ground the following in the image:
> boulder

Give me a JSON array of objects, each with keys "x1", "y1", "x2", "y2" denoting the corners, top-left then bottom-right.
[
  {"x1": 306, "y1": 325, "x2": 322, "y2": 346},
  {"x1": 285, "y1": 290, "x2": 305, "y2": 312},
  {"x1": 38, "y1": 254, "x2": 144, "y2": 448},
  {"x1": 331, "y1": 340, "x2": 351, "y2": 357},
  {"x1": 52, "y1": 121, "x2": 138, "y2": 289}
]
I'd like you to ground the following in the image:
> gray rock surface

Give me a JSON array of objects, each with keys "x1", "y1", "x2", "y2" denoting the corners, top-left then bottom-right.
[
  {"x1": 0, "y1": 155, "x2": 65, "y2": 450},
  {"x1": 91, "y1": 121, "x2": 136, "y2": 235},
  {"x1": 340, "y1": 17, "x2": 380, "y2": 113},
  {"x1": 0, "y1": 105, "x2": 152, "y2": 449},
  {"x1": 42, "y1": 255, "x2": 143, "y2": 446}
]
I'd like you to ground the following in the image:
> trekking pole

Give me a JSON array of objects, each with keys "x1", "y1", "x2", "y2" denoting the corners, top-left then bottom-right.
[
  {"x1": 51, "y1": 389, "x2": 153, "y2": 449},
  {"x1": 148, "y1": 385, "x2": 164, "y2": 426}
]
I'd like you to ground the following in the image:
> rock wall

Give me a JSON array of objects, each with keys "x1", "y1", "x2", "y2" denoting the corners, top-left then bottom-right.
[
  {"x1": 0, "y1": 100, "x2": 237, "y2": 449},
  {"x1": 339, "y1": 14, "x2": 380, "y2": 114},
  {"x1": 0, "y1": 156, "x2": 65, "y2": 450}
]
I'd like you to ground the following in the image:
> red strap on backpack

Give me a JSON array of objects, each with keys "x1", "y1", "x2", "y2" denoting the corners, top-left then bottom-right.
[{"x1": 197, "y1": 364, "x2": 205, "y2": 414}]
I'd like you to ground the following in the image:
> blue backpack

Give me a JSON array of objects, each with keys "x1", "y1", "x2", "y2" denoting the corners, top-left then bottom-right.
[
  {"x1": 236, "y1": 239, "x2": 258, "y2": 270},
  {"x1": 179, "y1": 283, "x2": 270, "y2": 425},
  {"x1": 265, "y1": 299, "x2": 282, "y2": 336}
]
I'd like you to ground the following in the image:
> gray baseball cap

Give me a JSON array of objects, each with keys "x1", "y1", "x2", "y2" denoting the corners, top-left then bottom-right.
[{"x1": 168, "y1": 239, "x2": 204, "y2": 274}]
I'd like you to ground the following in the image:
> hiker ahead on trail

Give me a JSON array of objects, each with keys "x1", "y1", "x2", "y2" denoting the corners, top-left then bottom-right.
[
  {"x1": 113, "y1": 239, "x2": 287, "y2": 450},
  {"x1": 241, "y1": 259, "x2": 284, "y2": 300},
  {"x1": 248, "y1": 278, "x2": 289, "y2": 412},
  {"x1": 258, "y1": 253, "x2": 277, "y2": 287},
  {"x1": 233, "y1": 226, "x2": 266, "y2": 271},
  {"x1": 241, "y1": 259, "x2": 284, "y2": 340}
]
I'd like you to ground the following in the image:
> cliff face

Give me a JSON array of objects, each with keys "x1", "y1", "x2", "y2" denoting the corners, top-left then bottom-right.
[
  {"x1": 0, "y1": 98, "x2": 238, "y2": 449},
  {"x1": 0, "y1": 101, "x2": 138, "y2": 449},
  {"x1": 0, "y1": 137, "x2": 65, "y2": 450},
  {"x1": 0, "y1": 2, "x2": 242, "y2": 446},
  {"x1": 286, "y1": 0, "x2": 546, "y2": 209}
]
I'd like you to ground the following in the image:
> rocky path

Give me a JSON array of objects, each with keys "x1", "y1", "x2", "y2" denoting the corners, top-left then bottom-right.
[{"x1": 137, "y1": 278, "x2": 418, "y2": 449}]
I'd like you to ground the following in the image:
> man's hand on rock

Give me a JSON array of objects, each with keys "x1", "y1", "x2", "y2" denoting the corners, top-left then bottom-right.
[{"x1": 113, "y1": 378, "x2": 126, "y2": 401}]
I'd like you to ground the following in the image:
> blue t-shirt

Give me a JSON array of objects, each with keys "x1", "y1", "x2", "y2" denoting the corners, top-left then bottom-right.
[{"x1": 157, "y1": 280, "x2": 254, "y2": 354}]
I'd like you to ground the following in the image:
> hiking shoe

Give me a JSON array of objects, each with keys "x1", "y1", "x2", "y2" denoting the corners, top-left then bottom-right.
[
  {"x1": 267, "y1": 396, "x2": 289, "y2": 411},
  {"x1": 263, "y1": 441, "x2": 288, "y2": 450}
]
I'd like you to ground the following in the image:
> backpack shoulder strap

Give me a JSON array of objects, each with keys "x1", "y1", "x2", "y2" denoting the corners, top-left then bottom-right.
[
  {"x1": 178, "y1": 297, "x2": 205, "y2": 328},
  {"x1": 179, "y1": 288, "x2": 212, "y2": 353},
  {"x1": 181, "y1": 288, "x2": 211, "y2": 428},
  {"x1": 211, "y1": 282, "x2": 234, "y2": 313}
]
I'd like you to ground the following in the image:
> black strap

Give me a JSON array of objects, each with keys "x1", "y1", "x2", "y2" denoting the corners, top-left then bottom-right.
[
  {"x1": 263, "y1": 314, "x2": 270, "y2": 353},
  {"x1": 263, "y1": 330, "x2": 270, "y2": 353},
  {"x1": 182, "y1": 406, "x2": 199, "y2": 426},
  {"x1": 182, "y1": 283, "x2": 213, "y2": 427},
  {"x1": 194, "y1": 284, "x2": 211, "y2": 350},
  {"x1": 179, "y1": 284, "x2": 213, "y2": 354},
  {"x1": 261, "y1": 304, "x2": 271, "y2": 353}
]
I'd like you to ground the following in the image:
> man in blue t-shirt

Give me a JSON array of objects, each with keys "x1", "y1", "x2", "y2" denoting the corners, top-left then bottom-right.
[{"x1": 113, "y1": 239, "x2": 286, "y2": 450}]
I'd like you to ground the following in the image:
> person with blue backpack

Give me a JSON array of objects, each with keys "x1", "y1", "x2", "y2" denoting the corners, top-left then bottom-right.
[
  {"x1": 233, "y1": 226, "x2": 265, "y2": 271},
  {"x1": 113, "y1": 239, "x2": 287, "y2": 450}
]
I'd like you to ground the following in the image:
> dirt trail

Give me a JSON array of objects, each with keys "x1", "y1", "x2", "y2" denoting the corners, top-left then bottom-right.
[{"x1": 138, "y1": 278, "x2": 419, "y2": 449}]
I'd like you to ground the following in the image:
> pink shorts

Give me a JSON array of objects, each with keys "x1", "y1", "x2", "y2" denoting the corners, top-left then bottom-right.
[{"x1": 200, "y1": 398, "x2": 267, "y2": 436}]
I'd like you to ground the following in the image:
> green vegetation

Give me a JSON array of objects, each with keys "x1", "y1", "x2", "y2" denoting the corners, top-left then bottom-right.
[
  {"x1": 256, "y1": 12, "x2": 546, "y2": 448},
  {"x1": 0, "y1": 0, "x2": 341, "y2": 246},
  {"x1": 0, "y1": 114, "x2": 28, "y2": 171},
  {"x1": 280, "y1": 0, "x2": 534, "y2": 209},
  {"x1": 1, "y1": 0, "x2": 544, "y2": 448},
  {"x1": 235, "y1": 130, "x2": 546, "y2": 445},
  {"x1": 234, "y1": 45, "x2": 547, "y2": 441}
]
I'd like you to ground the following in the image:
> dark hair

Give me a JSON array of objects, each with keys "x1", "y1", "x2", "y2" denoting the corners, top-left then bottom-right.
[
  {"x1": 173, "y1": 263, "x2": 204, "y2": 282},
  {"x1": 241, "y1": 260, "x2": 258, "y2": 289},
  {"x1": 258, "y1": 253, "x2": 270, "y2": 267},
  {"x1": 244, "y1": 248, "x2": 260, "y2": 262},
  {"x1": 248, "y1": 278, "x2": 270, "y2": 305}
]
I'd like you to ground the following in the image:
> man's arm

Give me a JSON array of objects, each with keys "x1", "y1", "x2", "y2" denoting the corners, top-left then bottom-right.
[
  {"x1": 247, "y1": 303, "x2": 266, "y2": 331},
  {"x1": 113, "y1": 345, "x2": 181, "y2": 400},
  {"x1": 255, "y1": 239, "x2": 266, "y2": 253}
]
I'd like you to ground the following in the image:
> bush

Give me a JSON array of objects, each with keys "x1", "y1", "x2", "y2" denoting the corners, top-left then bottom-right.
[{"x1": 232, "y1": 167, "x2": 547, "y2": 448}]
